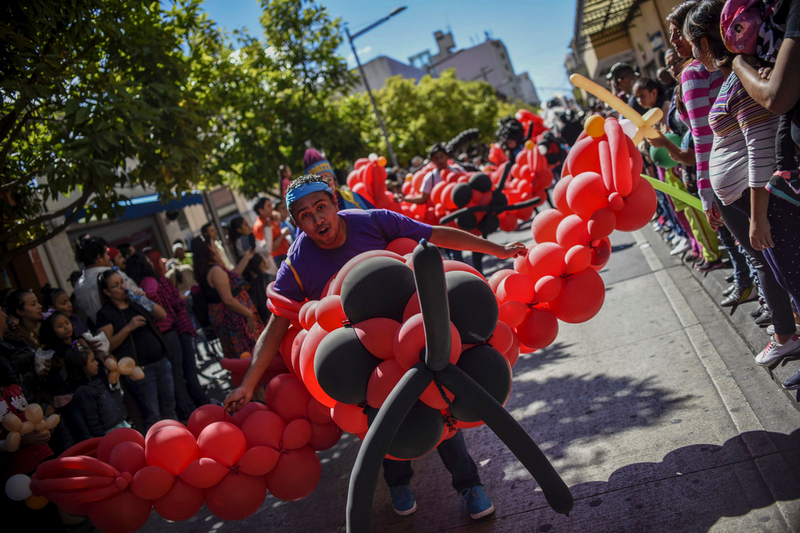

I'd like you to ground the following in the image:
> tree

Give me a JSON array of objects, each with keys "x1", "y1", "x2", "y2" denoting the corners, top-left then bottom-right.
[
  {"x1": 334, "y1": 69, "x2": 541, "y2": 166},
  {"x1": 0, "y1": 0, "x2": 227, "y2": 267}
]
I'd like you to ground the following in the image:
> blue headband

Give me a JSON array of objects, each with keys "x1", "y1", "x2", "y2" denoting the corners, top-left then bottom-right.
[
  {"x1": 306, "y1": 160, "x2": 333, "y2": 175},
  {"x1": 286, "y1": 182, "x2": 333, "y2": 210}
]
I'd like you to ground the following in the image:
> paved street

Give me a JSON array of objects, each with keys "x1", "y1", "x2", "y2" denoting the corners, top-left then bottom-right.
[{"x1": 138, "y1": 217, "x2": 800, "y2": 533}]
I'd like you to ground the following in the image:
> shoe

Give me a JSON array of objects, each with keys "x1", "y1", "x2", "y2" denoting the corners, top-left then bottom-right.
[
  {"x1": 694, "y1": 258, "x2": 707, "y2": 270},
  {"x1": 766, "y1": 324, "x2": 800, "y2": 336},
  {"x1": 698, "y1": 259, "x2": 725, "y2": 272},
  {"x1": 754, "y1": 311, "x2": 772, "y2": 327},
  {"x1": 782, "y1": 370, "x2": 800, "y2": 390},
  {"x1": 722, "y1": 284, "x2": 737, "y2": 297},
  {"x1": 685, "y1": 251, "x2": 702, "y2": 264},
  {"x1": 726, "y1": 273, "x2": 735, "y2": 283},
  {"x1": 750, "y1": 304, "x2": 768, "y2": 318},
  {"x1": 460, "y1": 486, "x2": 495, "y2": 520},
  {"x1": 756, "y1": 335, "x2": 800, "y2": 366},
  {"x1": 670, "y1": 238, "x2": 691, "y2": 255},
  {"x1": 721, "y1": 285, "x2": 754, "y2": 307},
  {"x1": 390, "y1": 485, "x2": 417, "y2": 516}
]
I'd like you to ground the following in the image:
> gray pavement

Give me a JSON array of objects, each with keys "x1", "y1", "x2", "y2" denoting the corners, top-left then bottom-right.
[{"x1": 137, "y1": 215, "x2": 800, "y2": 533}]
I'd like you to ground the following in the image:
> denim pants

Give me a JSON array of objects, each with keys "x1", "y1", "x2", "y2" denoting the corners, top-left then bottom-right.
[
  {"x1": 122, "y1": 356, "x2": 177, "y2": 430},
  {"x1": 178, "y1": 332, "x2": 209, "y2": 407},
  {"x1": 718, "y1": 193, "x2": 796, "y2": 336},
  {"x1": 383, "y1": 430, "x2": 481, "y2": 494},
  {"x1": 163, "y1": 329, "x2": 197, "y2": 419}
]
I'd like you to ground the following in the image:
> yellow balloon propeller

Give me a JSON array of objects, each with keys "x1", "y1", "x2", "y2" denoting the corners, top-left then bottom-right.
[{"x1": 570, "y1": 74, "x2": 662, "y2": 144}]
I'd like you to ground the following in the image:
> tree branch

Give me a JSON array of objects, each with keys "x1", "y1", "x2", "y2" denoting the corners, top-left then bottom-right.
[
  {"x1": 0, "y1": 184, "x2": 95, "y2": 244},
  {"x1": 0, "y1": 202, "x2": 86, "y2": 270}
]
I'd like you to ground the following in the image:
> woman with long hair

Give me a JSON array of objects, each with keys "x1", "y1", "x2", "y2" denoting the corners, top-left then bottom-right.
[
  {"x1": 191, "y1": 235, "x2": 264, "y2": 358},
  {"x1": 685, "y1": 0, "x2": 800, "y2": 367},
  {"x1": 5, "y1": 289, "x2": 42, "y2": 349},
  {"x1": 227, "y1": 216, "x2": 256, "y2": 263},
  {"x1": 94, "y1": 269, "x2": 177, "y2": 430}
]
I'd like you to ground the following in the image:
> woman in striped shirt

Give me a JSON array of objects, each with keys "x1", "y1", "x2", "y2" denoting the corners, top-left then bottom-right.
[{"x1": 686, "y1": 0, "x2": 800, "y2": 367}]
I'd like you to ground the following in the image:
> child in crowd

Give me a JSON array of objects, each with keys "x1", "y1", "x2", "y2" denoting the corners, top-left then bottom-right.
[{"x1": 42, "y1": 285, "x2": 89, "y2": 339}]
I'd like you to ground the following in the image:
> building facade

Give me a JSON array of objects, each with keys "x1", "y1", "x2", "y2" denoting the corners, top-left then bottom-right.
[{"x1": 352, "y1": 55, "x2": 429, "y2": 93}]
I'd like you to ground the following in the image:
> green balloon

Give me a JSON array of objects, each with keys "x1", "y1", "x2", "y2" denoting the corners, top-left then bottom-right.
[{"x1": 649, "y1": 133, "x2": 682, "y2": 169}]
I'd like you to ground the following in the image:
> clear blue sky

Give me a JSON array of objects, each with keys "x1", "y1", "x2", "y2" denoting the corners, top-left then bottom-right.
[{"x1": 198, "y1": 0, "x2": 576, "y2": 103}]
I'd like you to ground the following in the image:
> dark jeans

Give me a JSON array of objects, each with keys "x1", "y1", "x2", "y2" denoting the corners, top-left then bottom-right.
[
  {"x1": 163, "y1": 329, "x2": 197, "y2": 419},
  {"x1": 719, "y1": 192, "x2": 796, "y2": 335},
  {"x1": 383, "y1": 430, "x2": 481, "y2": 494},
  {"x1": 714, "y1": 202, "x2": 751, "y2": 289},
  {"x1": 472, "y1": 252, "x2": 484, "y2": 277},
  {"x1": 777, "y1": 113, "x2": 798, "y2": 172},
  {"x1": 121, "y1": 356, "x2": 177, "y2": 430},
  {"x1": 179, "y1": 331, "x2": 209, "y2": 407}
]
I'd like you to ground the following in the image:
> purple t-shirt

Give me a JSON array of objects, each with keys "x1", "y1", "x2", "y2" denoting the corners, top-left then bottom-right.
[{"x1": 273, "y1": 209, "x2": 432, "y2": 302}]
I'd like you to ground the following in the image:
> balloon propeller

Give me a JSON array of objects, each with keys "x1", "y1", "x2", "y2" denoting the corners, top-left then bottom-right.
[{"x1": 346, "y1": 241, "x2": 574, "y2": 532}]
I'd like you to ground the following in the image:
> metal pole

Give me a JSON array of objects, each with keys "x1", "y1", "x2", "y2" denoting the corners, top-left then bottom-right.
[{"x1": 347, "y1": 27, "x2": 399, "y2": 168}]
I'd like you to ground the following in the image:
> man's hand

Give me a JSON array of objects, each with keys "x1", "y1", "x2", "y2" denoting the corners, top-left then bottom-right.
[
  {"x1": 496, "y1": 242, "x2": 528, "y2": 259},
  {"x1": 22, "y1": 429, "x2": 51, "y2": 446},
  {"x1": 223, "y1": 386, "x2": 253, "y2": 413}
]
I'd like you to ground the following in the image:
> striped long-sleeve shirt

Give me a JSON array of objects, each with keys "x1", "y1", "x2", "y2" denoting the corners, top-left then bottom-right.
[
  {"x1": 708, "y1": 73, "x2": 779, "y2": 206},
  {"x1": 680, "y1": 61, "x2": 724, "y2": 210}
]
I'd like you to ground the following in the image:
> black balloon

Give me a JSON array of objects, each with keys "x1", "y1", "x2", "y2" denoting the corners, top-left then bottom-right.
[
  {"x1": 478, "y1": 212, "x2": 500, "y2": 235},
  {"x1": 455, "y1": 211, "x2": 478, "y2": 231},
  {"x1": 341, "y1": 257, "x2": 416, "y2": 323},
  {"x1": 451, "y1": 183, "x2": 473, "y2": 209},
  {"x1": 449, "y1": 345, "x2": 511, "y2": 422},
  {"x1": 367, "y1": 399, "x2": 444, "y2": 459},
  {"x1": 491, "y1": 189, "x2": 508, "y2": 206},
  {"x1": 445, "y1": 271, "x2": 498, "y2": 343},
  {"x1": 315, "y1": 327, "x2": 382, "y2": 405},
  {"x1": 468, "y1": 172, "x2": 493, "y2": 193}
]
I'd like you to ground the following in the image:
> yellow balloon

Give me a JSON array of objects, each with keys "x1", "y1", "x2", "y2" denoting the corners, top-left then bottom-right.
[
  {"x1": 2, "y1": 413, "x2": 22, "y2": 433},
  {"x1": 25, "y1": 494, "x2": 49, "y2": 510},
  {"x1": 107, "y1": 370, "x2": 119, "y2": 384},
  {"x1": 584, "y1": 115, "x2": 606, "y2": 138},
  {"x1": 104, "y1": 357, "x2": 118, "y2": 372},
  {"x1": 4, "y1": 431, "x2": 21, "y2": 452},
  {"x1": 20, "y1": 421, "x2": 34, "y2": 435},
  {"x1": 117, "y1": 357, "x2": 136, "y2": 375},
  {"x1": 24, "y1": 404, "x2": 43, "y2": 425},
  {"x1": 524, "y1": 140, "x2": 536, "y2": 150},
  {"x1": 45, "y1": 414, "x2": 60, "y2": 430},
  {"x1": 34, "y1": 420, "x2": 47, "y2": 432},
  {"x1": 131, "y1": 366, "x2": 145, "y2": 381}
]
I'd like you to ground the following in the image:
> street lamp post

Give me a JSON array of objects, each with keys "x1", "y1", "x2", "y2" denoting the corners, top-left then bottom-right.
[{"x1": 346, "y1": 7, "x2": 406, "y2": 169}]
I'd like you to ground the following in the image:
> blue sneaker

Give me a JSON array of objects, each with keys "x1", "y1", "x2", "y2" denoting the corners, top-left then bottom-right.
[
  {"x1": 389, "y1": 485, "x2": 417, "y2": 516},
  {"x1": 460, "y1": 485, "x2": 495, "y2": 519}
]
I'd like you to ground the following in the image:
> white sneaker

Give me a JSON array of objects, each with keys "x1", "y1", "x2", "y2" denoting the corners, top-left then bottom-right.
[
  {"x1": 756, "y1": 335, "x2": 800, "y2": 366},
  {"x1": 670, "y1": 238, "x2": 691, "y2": 255},
  {"x1": 766, "y1": 324, "x2": 800, "y2": 336}
]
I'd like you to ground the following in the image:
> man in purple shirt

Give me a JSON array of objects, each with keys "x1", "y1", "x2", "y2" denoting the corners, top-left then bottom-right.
[{"x1": 225, "y1": 174, "x2": 526, "y2": 520}]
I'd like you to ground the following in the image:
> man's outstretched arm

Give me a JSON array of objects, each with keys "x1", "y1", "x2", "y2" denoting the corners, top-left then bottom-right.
[
  {"x1": 223, "y1": 314, "x2": 291, "y2": 412},
  {"x1": 430, "y1": 226, "x2": 527, "y2": 260}
]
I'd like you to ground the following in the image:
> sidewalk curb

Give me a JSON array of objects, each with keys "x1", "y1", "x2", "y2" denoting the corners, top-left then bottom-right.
[{"x1": 633, "y1": 229, "x2": 800, "y2": 529}]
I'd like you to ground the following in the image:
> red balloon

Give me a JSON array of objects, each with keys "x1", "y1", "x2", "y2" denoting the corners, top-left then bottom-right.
[
  {"x1": 514, "y1": 253, "x2": 532, "y2": 276},
  {"x1": 232, "y1": 401, "x2": 270, "y2": 429},
  {"x1": 270, "y1": 377, "x2": 312, "y2": 422},
  {"x1": 367, "y1": 359, "x2": 405, "y2": 408},
  {"x1": 566, "y1": 171, "x2": 609, "y2": 218},
  {"x1": 187, "y1": 404, "x2": 233, "y2": 439},
  {"x1": 394, "y1": 314, "x2": 461, "y2": 370},
  {"x1": 290, "y1": 329, "x2": 308, "y2": 378},
  {"x1": 548, "y1": 268, "x2": 606, "y2": 323},
  {"x1": 265, "y1": 446, "x2": 321, "y2": 501},
  {"x1": 87, "y1": 490, "x2": 151, "y2": 533},
  {"x1": 386, "y1": 237, "x2": 418, "y2": 256},
  {"x1": 531, "y1": 210, "x2": 564, "y2": 244},
  {"x1": 298, "y1": 324, "x2": 337, "y2": 409},
  {"x1": 606, "y1": 118, "x2": 633, "y2": 197},
  {"x1": 505, "y1": 331, "x2": 521, "y2": 368},
  {"x1": 109, "y1": 441, "x2": 146, "y2": 475},
  {"x1": 517, "y1": 307, "x2": 559, "y2": 350},
  {"x1": 552, "y1": 174, "x2": 574, "y2": 215},
  {"x1": 283, "y1": 418, "x2": 313, "y2": 450},
  {"x1": 556, "y1": 215, "x2": 592, "y2": 248},
  {"x1": 526, "y1": 242, "x2": 566, "y2": 283},
  {"x1": 237, "y1": 446, "x2": 281, "y2": 476},
  {"x1": 280, "y1": 326, "x2": 301, "y2": 367},
  {"x1": 591, "y1": 238, "x2": 613, "y2": 270},
  {"x1": 145, "y1": 425, "x2": 198, "y2": 476},
  {"x1": 98, "y1": 427, "x2": 145, "y2": 463},
  {"x1": 588, "y1": 206, "x2": 617, "y2": 239},
  {"x1": 402, "y1": 292, "x2": 421, "y2": 322},
  {"x1": 299, "y1": 300, "x2": 319, "y2": 330},
  {"x1": 242, "y1": 411, "x2": 286, "y2": 450},
  {"x1": 316, "y1": 294, "x2": 347, "y2": 332},
  {"x1": 198, "y1": 421, "x2": 247, "y2": 468},
  {"x1": 420, "y1": 380, "x2": 454, "y2": 410},
  {"x1": 266, "y1": 373, "x2": 296, "y2": 407},
  {"x1": 131, "y1": 465, "x2": 174, "y2": 500},
  {"x1": 153, "y1": 478, "x2": 205, "y2": 522},
  {"x1": 534, "y1": 275, "x2": 564, "y2": 303},
  {"x1": 179, "y1": 457, "x2": 229, "y2": 489},
  {"x1": 206, "y1": 471, "x2": 267, "y2": 521},
  {"x1": 614, "y1": 178, "x2": 657, "y2": 232},
  {"x1": 565, "y1": 245, "x2": 592, "y2": 275},
  {"x1": 489, "y1": 321, "x2": 514, "y2": 354},
  {"x1": 497, "y1": 273, "x2": 535, "y2": 305},
  {"x1": 308, "y1": 421, "x2": 343, "y2": 451},
  {"x1": 354, "y1": 317, "x2": 401, "y2": 360},
  {"x1": 565, "y1": 135, "x2": 600, "y2": 177},
  {"x1": 443, "y1": 259, "x2": 487, "y2": 281},
  {"x1": 488, "y1": 269, "x2": 516, "y2": 292},
  {"x1": 307, "y1": 398, "x2": 333, "y2": 424},
  {"x1": 499, "y1": 213, "x2": 518, "y2": 232},
  {"x1": 329, "y1": 250, "x2": 405, "y2": 296},
  {"x1": 498, "y1": 300, "x2": 527, "y2": 328},
  {"x1": 332, "y1": 402, "x2": 369, "y2": 434}
]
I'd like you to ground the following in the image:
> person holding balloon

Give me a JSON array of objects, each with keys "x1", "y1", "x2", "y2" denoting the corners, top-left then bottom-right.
[{"x1": 224, "y1": 174, "x2": 527, "y2": 520}]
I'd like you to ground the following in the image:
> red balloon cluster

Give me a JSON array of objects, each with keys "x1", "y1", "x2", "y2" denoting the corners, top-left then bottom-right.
[
  {"x1": 30, "y1": 398, "x2": 340, "y2": 533},
  {"x1": 505, "y1": 116, "x2": 657, "y2": 350},
  {"x1": 267, "y1": 241, "x2": 519, "y2": 459},
  {"x1": 346, "y1": 156, "x2": 399, "y2": 211},
  {"x1": 515, "y1": 109, "x2": 548, "y2": 140}
]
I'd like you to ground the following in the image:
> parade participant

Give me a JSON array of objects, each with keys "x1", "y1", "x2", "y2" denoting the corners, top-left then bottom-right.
[
  {"x1": 303, "y1": 148, "x2": 374, "y2": 210},
  {"x1": 399, "y1": 143, "x2": 465, "y2": 205},
  {"x1": 224, "y1": 174, "x2": 527, "y2": 520},
  {"x1": 495, "y1": 117, "x2": 526, "y2": 160},
  {"x1": 252, "y1": 197, "x2": 279, "y2": 275}
]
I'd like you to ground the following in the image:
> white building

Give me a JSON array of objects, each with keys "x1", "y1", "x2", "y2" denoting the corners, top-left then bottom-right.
[{"x1": 352, "y1": 55, "x2": 429, "y2": 93}]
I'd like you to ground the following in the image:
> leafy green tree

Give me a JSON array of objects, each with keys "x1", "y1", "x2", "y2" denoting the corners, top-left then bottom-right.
[{"x1": 0, "y1": 0, "x2": 226, "y2": 267}]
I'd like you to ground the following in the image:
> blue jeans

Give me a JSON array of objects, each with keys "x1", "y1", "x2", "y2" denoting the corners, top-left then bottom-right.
[
  {"x1": 383, "y1": 430, "x2": 481, "y2": 494},
  {"x1": 122, "y1": 357, "x2": 177, "y2": 430}
]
